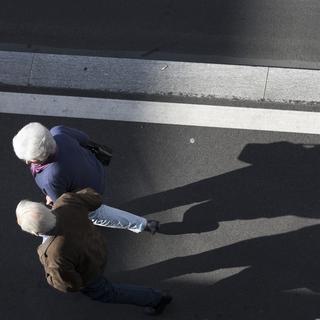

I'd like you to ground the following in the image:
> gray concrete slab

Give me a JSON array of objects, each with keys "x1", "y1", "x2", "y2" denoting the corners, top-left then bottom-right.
[
  {"x1": 2, "y1": 49, "x2": 320, "y2": 106},
  {"x1": 0, "y1": 51, "x2": 33, "y2": 86},
  {"x1": 30, "y1": 53, "x2": 268, "y2": 100},
  {"x1": 265, "y1": 68, "x2": 320, "y2": 103}
]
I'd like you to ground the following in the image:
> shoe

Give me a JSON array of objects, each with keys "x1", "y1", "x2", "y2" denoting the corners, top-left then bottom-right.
[
  {"x1": 144, "y1": 220, "x2": 160, "y2": 235},
  {"x1": 144, "y1": 292, "x2": 172, "y2": 315}
]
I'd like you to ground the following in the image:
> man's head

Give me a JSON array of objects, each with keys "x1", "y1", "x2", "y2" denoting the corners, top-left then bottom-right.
[
  {"x1": 12, "y1": 122, "x2": 56, "y2": 163},
  {"x1": 16, "y1": 200, "x2": 56, "y2": 236}
]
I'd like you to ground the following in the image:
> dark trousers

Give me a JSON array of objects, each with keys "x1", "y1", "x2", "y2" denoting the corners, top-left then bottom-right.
[{"x1": 81, "y1": 276, "x2": 162, "y2": 307}]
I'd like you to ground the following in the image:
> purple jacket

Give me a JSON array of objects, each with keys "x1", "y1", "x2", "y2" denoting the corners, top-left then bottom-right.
[{"x1": 33, "y1": 126, "x2": 106, "y2": 202}]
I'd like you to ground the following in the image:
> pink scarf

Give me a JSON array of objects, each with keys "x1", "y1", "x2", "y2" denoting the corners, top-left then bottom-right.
[
  {"x1": 30, "y1": 162, "x2": 51, "y2": 177},
  {"x1": 30, "y1": 150, "x2": 58, "y2": 177}
]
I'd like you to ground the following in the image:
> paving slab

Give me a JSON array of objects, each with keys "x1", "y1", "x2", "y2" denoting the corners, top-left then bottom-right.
[
  {"x1": 265, "y1": 68, "x2": 320, "y2": 103},
  {"x1": 1, "y1": 50, "x2": 320, "y2": 107},
  {"x1": 0, "y1": 51, "x2": 33, "y2": 86},
  {"x1": 30, "y1": 53, "x2": 268, "y2": 100}
]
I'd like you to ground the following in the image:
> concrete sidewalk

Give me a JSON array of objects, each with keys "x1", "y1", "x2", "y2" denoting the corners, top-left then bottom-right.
[{"x1": 1, "y1": 50, "x2": 320, "y2": 107}]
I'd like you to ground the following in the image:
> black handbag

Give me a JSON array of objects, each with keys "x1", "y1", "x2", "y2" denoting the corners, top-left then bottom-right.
[{"x1": 86, "y1": 140, "x2": 113, "y2": 166}]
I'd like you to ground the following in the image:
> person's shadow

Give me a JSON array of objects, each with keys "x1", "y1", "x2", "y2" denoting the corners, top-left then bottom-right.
[
  {"x1": 111, "y1": 223, "x2": 320, "y2": 319},
  {"x1": 123, "y1": 141, "x2": 320, "y2": 234}
]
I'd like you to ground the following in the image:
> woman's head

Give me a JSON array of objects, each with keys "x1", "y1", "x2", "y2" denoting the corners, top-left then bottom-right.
[{"x1": 12, "y1": 122, "x2": 56, "y2": 163}]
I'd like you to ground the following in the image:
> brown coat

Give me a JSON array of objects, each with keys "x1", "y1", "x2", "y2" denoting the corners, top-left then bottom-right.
[{"x1": 37, "y1": 188, "x2": 107, "y2": 293}]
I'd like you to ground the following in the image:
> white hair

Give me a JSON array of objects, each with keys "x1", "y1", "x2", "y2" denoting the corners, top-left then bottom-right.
[
  {"x1": 12, "y1": 122, "x2": 56, "y2": 162},
  {"x1": 16, "y1": 200, "x2": 56, "y2": 235}
]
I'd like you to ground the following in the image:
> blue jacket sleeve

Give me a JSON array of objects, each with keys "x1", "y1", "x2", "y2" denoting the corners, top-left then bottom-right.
[
  {"x1": 50, "y1": 126, "x2": 89, "y2": 146},
  {"x1": 36, "y1": 167, "x2": 68, "y2": 202},
  {"x1": 40, "y1": 178, "x2": 67, "y2": 202}
]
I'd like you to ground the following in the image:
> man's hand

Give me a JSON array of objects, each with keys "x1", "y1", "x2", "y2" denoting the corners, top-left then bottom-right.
[{"x1": 46, "y1": 195, "x2": 53, "y2": 207}]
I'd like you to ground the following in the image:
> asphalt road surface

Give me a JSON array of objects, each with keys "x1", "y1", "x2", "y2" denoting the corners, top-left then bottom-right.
[
  {"x1": 0, "y1": 0, "x2": 320, "y2": 68},
  {"x1": 2, "y1": 111, "x2": 320, "y2": 319}
]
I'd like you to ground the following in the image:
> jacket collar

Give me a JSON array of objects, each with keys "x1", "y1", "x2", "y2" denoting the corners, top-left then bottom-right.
[
  {"x1": 37, "y1": 217, "x2": 63, "y2": 257},
  {"x1": 38, "y1": 235, "x2": 56, "y2": 257}
]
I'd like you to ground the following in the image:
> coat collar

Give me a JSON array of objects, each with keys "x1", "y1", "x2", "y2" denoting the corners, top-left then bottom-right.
[
  {"x1": 37, "y1": 235, "x2": 56, "y2": 257},
  {"x1": 37, "y1": 216, "x2": 63, "y2": 257}
]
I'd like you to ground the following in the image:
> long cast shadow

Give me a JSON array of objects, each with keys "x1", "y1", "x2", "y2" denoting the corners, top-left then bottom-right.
[
  {"x1": 123, "y1": 142, "x2": 320, "y2": 235},
  {"x1": 111, "y1": 224, "x2": 320, "y2": 319}
]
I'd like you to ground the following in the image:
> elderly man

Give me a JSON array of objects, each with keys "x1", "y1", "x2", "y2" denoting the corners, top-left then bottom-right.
[
  {"x1": 12, "y1": 122, "x2": 159, "y2": 234},
  {"x1": 16, "y1": 188, "x2": 172, "y2": 314}
]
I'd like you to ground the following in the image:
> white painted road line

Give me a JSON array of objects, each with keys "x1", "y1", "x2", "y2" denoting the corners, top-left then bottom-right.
[{"x1": 1, "y1": 91, "x2": 320, "y2": 134}]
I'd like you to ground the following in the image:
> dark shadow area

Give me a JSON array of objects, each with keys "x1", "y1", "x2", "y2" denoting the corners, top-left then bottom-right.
[
  {"x1": 124, "y1": 142, "x2": 320, "y2": 235},
  {"x1": 111, "y1": 224, "x2": 320, "y2": 319},
  {"x1": 0, "y1": 0, "x2": 320, "y2": 68},
  {"x1": 3, "y1": 113, "x2": 320, "y2": 319}
]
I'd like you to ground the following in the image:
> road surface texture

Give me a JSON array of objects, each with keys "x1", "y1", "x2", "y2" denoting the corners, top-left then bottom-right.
[
  {"x1": 1, "y1": 111, "x2": 320, "y2": 320},
  {"x1": 0, "y1": 0, "x2": 319, "y2": 68}
]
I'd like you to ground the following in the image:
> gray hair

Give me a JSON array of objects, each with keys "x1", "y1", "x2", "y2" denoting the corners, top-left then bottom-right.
[
  {"x1": 16, "y1": 200, "x2": 56, "y2": 235},
  {"x1": 12, "y1": 122, "x2": 56, "y2": 162}
]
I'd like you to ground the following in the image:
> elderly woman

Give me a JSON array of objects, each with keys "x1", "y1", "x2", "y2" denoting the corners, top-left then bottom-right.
[
  {"x1": 15, "y1": 188, "x2": 171, "y2": 314},
  {"x1": 13, "y1": 122, "x2": 159, "y2": 234}
]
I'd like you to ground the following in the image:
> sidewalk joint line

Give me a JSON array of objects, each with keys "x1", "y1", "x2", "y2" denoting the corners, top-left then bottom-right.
[
  {"x1": 263, "y1": 67, "x2": 270, "y2": 100},
  {"x1": 27, "y1": 53, "x2": 36, "y2": 87}
]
